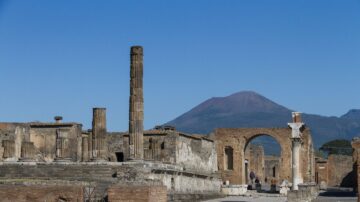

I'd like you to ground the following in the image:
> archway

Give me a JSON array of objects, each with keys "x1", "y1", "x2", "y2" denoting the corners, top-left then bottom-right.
[
  {"x1": 244, "y1": 134, "x2": 282, "y2": 192},
  {"x1": 215, "y1": 127, "x2": 314, "y2": 186}
]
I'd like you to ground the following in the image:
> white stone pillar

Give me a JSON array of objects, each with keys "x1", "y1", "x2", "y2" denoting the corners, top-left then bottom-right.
[
  {"x1": 288, "y1": 112, "x2": 304, "y2": 191},
  {"x1": 291, "y1": 138, "x2": 302, "y2": 190}
]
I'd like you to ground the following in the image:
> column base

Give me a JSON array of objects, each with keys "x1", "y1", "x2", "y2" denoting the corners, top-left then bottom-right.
[
  {"x1": 18, "y1": 158, "x2": 34, "y2": 162},
  {"x1": 3, "y1": 157, "x2": 17, "y2": 162},
  {"x1": 54, "y1": 157, "x2": 72, "y2": 162},
  {"x1": 90, "y1": 158, "x2": 107, "y2": 162}
]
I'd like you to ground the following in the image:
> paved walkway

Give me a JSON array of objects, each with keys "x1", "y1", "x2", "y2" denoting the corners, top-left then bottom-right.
[{"x1": 202, "y1": 187, "x2": 357, "y2": 202}]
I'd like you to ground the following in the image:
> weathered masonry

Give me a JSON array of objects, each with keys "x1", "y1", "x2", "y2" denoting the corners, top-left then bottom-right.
[
  {"x1": 215, "y1": 112, "x2": 315, "y2": 194},
  {"x1": 0, "y1": 46, "x2": 222, "y2": 201}
]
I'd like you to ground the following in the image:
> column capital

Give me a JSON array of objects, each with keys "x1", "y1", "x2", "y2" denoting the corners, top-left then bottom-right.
[{"x1": 288, "y1": 122, "x2": 305, "y2": 139}]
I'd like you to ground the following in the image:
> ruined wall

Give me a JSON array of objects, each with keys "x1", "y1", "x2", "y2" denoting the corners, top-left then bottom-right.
[
  {"x1": 143, "y1": 131, "x2": 176, "y2": 163},
  {"x1": 108, "y1": 185, "x2": 167, "y2": 202},
  {"x1": 352, "y1": 138, "x2": 360, "y2": 196},
  {"x1": 175, "y1": 134, "x2": 217, "y2": 174},
  {"x1": 148, "y1": 171, "x2": 221, "y2": 193},
  {"x1": 264, "y1": 155, "x2": 280, "y2": 183},
  {"x1": 107, "y1": 132, "x2": 129, "y2": 162},
  {"x1": 300, "y1": 129, "x2": 315, "y2": 182},
  {"x1": 0, "y1": 184, "x2": 83, "y2": 202},
  {"x1": 315, "y1": 159, "x2": 328, "y2": 185},
  {"x1": 327, "y1": 154, "x2": 354, "y2": 187},
  {"x1": 0, "y1": 123, "x2": 30, "y2": 161},
  {"x1": 30, "y1": 123, "x2": 82, "y2": 162},
  {"x1": 246, "y1": 145, "x2": 265, "y2": 182}
]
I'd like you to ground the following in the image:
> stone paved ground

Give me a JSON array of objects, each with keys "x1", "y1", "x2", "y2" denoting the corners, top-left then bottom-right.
[
  {"x1": 203, "y1": 196, "x2": 286, "y2": 202},
  {"x1": 203, "y1": 187, "x2": 358, "y2": 202},
  {"x1": 314, "y1": 188, "x2": 357, "y2": 202}
]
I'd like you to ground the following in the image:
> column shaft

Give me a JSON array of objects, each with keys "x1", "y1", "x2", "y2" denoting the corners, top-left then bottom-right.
[{"x1": 129, "y1": 46, "x2": 144, "y2": 160}]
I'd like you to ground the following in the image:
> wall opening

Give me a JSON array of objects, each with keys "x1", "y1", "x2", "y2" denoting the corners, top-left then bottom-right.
[
  {"x1": 272, "y1": 166, "x2": 276, "y2": 178},
  {"x1": 115, "y1": 152, "x2": 124, "y2": 162},
  {"x1": 244, "y1": 134, "x2": 282, "y2": 190},
  {"x1": 171, "y1": 177, "x2": 175, "y2": 191},
  {"x1": 224, "y1": 146, "x2": 234, "y2": 170}
]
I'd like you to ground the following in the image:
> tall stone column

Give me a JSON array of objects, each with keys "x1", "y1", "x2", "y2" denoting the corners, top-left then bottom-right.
[
  {"x1": 91, "y1": 108, "x2": 107, "y2": 161},
  {"x1": 129, "y1": 46, "x2": 144, "y2": 160},
  {"x1": 288, "y1": 112, "x2": 304, "y2": 190}
]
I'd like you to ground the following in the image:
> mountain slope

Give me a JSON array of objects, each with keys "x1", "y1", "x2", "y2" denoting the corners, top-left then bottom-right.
[{"x1": 166, "y1": 91, "x2": 360, "y2": 149}]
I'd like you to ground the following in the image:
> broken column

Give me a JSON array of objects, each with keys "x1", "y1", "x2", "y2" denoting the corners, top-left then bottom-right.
[
  {"x1": 288, "y1": 112, "x2": 304, "y2": 190},
  {"x1": 19, "y1": 142, "x2": 35, "y2": 162},
  {"x1": 91, "y1": 108, "x2": 107, "y2": 161},
  {"x1": 54, "y1": 129, "x2": 72, "y2": 162},
  {"x1": 129, "y1": 46, "x2": 144, "y2": 160},
  {"x1": 2, "y1": 140, "x2": 15, "y2": 161}
]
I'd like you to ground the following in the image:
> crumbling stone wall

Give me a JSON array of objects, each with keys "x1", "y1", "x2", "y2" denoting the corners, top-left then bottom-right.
[
  {"x1": 244, "y1": 144, "x2": 265, "y2": 182},
  {"x1": 29, "y1": 123, "x2": 82, "y2": 162},
  {"x1": 175, "y1": 134, "x2": 217, "y2": 174},
  {"x1": 315, "y1": 155, "x2": 355, "y2": 188},
  {"x1": 327, "y1": 154, "x2": 354, "y2": 187},
  {"x1": 264, "y1": 155, "x2": 280, "y2": 183},
  {"x1": 352, "y1": 138, "x2": 360, "y2": 197},
  {"x1": 107, "y1": 132, "x2": 129, "y2": 162},
  {"x1": 315, "y1": 158, "x2": 328, "y2": 186},
  {"x1": 0, "y1": 123, "x2": 30, "y2": 161},
  {"x1": 0, "y1": 184, "x2": 83, "y2": 202},
  {"x1": 108, "y1": 185, "x2": 167, "y2": 202}
]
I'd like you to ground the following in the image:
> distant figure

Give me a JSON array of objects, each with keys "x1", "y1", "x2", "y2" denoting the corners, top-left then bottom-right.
[
  {"x1": 255, "y1": 177, "x2": 260, "y2": 184},
  {"x1": 255, "y1": 177, "x2": 261, "y2": 192},
  {"x1": 250, "y1": 171, "x2": 255, "y2": 184},
  {"x1": 265, "y1": 177, "x2": 268, "y2": 183}
]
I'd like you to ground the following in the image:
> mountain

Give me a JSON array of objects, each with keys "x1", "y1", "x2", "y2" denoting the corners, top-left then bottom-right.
[{"x1": 166, "y1": 91, "x2": 360, "y2": 151}]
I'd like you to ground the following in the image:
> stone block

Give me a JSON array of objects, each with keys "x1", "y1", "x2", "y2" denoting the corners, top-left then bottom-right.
[{"x1": 221, "y1": 184, "x2": 248, "y2": 195}]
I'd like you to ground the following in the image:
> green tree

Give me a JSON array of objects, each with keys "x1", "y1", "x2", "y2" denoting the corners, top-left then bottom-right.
[{"x1": 319, "y1": 139, "x2": 352, "y2": 156}]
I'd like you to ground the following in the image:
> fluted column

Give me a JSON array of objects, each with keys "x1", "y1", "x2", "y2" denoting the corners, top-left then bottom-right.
[
  {"x1": 129, "y1": 46, "x2": 144, "y2": 160},
  {"x1": 91, "y1": 108, "x2": 107, "y2": 161}
]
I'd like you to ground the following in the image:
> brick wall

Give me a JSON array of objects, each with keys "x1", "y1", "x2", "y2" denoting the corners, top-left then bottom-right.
[
  {"x1": 0, "y1": 185, "x2": 83, "y2": 202},
  {"x1": 327, "y1": 155, "x2": 354, "y2": 187},
  {"x1": 108, "y1": 185, "x2": 167, "y2": 202}
]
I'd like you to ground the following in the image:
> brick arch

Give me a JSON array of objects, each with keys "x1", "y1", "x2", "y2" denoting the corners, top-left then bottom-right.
[{"x1": 215, "y1": 127, "x2": 313, "y2": 185}]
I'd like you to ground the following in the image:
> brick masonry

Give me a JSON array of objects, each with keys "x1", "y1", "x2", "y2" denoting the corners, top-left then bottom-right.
[
  {"x1": 0, "y1": 184, "x2": 83, "y2": 202},
  {"x1": 108, "y1": 185, "x2": 167, "y2": 202}
]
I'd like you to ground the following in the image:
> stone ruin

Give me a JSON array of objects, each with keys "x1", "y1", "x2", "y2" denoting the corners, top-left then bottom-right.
[{"x1": 0, "y1": 46, "x2": 325, "y2": 201}]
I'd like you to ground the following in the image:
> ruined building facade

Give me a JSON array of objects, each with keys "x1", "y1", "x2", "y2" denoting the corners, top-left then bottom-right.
[{"x1": 0, "y1": 46, "x2": 318, "y2": 201}]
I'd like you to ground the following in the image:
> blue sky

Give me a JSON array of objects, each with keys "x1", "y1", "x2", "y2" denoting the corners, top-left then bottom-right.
[{"x1": 0, "y1": 0, "x2": 359, "y2": 131}]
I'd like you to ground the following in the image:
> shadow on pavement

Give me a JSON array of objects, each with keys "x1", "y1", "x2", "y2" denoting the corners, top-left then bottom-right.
[{"x1": 319, "y1": 187, "x2": 356, "y2": 197}]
